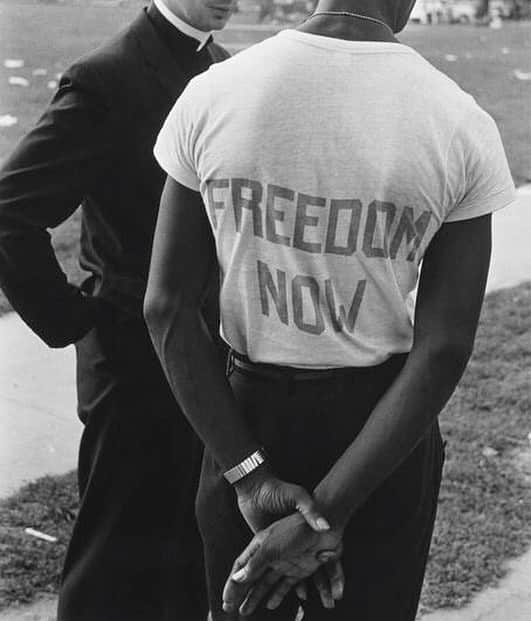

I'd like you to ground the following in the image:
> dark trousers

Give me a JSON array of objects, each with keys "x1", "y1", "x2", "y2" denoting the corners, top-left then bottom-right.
[
  {"x1": 57, "y1": 308, "x2": 207, "y2": 621},
  {"x1": 197, "y1": 353, "x2": 445, "y2": 621}
]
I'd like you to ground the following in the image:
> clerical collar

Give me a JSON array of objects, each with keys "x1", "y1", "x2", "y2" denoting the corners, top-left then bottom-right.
[{"x1": 153, "y1": 0, "x2": 212, "y2": 51}]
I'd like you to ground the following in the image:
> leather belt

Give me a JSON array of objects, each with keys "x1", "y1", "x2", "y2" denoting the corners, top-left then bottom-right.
[{"x1": 227, "y1": 350, "x2": 393, "y2": 382}]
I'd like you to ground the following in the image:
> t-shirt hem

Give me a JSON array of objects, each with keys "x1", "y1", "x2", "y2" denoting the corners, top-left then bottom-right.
[
  {"x1": 153, "y1": 144, "x2": 201, "y2": 192},
  {"x1": 444, "y1": 185, "x2": 516, "y2": 223},
  {"x1": 228, "y1": 347, "x2": 412, "y2": 370}
]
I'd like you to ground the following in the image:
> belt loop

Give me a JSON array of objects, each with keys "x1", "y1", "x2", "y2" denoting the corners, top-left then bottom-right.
[{"x1": 226, "y1": 348, "x2": 235, "y2": 377}]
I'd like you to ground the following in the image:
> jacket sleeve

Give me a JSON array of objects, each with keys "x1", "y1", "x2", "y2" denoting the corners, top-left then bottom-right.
[{"x1": 0, "y1": 65, "x2": 114, "y2": 347}]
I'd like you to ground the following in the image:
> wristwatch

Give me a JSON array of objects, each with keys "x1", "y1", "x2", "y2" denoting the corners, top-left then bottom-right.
[{"x1": 223, "y1": 448, "x2": 267, "y2": 485}]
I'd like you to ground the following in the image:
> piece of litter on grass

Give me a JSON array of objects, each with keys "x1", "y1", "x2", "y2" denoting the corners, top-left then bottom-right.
[
  {"x1": 501, "y1": 47, "x2": 510, "y2": 54},
  {"x1": 47, "y1": 80, "x2": 58, "y2": 90},
  {"x1": 482, "y1": 447, "x2": 499, "y2": 458},
  {"x1": 528, "y1": 431, "x2": 531, "y2": 444},
  {"x1": 8, "y1": 76, "x2": 29, "y2": 87},
  {"x1": 0, "y1": 114, "x2": 18, "y2": 127},
  {"x1": 4, "y1": 59, "x2": 24, "y2": 69},
  {"x1": 24, "y1": 528, "x2": 58, "y2": 543},
  {"x1": 444, "y1": 54, "x2": 458, "y2": 62},
  {"x1": 514, "y1": 69, "x2": 531, "y2": 81},
  {"x1": 32, "y1": 68, "x2": 47, "y2": 76},
  {"x1": 55, "y1": 72, "x2": 62, "y2": 80}
]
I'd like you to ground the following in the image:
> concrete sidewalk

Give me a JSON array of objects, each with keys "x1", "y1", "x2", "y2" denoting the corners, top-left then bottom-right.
[
  {"x1": 0, "y1": 186, "x2": 530, "y2": 620},
  {"x1": 485, "y1": 184, "x2": 531, "y2": 292},
  {"x1": 422, "y1": 548, "x2": 531, "y2": 621},
  {"x1": 0, "y1": 322, "x2": 78, "y2": 498}
]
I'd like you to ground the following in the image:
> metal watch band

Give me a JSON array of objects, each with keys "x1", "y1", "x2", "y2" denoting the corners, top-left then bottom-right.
[{"x1": 224, "y1": 449, "x2": 266, "y2": 485}]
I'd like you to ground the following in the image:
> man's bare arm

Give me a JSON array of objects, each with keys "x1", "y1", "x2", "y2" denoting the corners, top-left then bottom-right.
[
  {"x1": 144, "y1": 177, "x2": 334, "y2": 536},
  {"x1": 144, "y1": 178, "x2": 260, "y2": 471},
  {"x1": 222, "y1": 214, "x2": 492, "y2": 614},
  {"x1": 313, "y1": 214, "x2": 491, "y2": 528}
]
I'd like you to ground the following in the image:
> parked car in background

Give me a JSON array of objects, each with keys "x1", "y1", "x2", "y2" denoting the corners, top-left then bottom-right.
[{"x1": 447, "y1": 0, "x2": 479, "y2": 22}]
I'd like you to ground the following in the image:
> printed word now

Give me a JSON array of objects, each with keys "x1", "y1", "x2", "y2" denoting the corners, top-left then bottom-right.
[{"x1": 257, "y1": 260, "x2": 367, "y2": 336}]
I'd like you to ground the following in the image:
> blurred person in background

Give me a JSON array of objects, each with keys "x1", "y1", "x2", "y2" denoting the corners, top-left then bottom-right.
[{"x1": 145, "y1": 0, "x2": 515, "y2": 619}]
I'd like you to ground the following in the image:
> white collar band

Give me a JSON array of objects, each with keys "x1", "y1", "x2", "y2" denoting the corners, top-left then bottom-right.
[{"x1": 153, "y1": 0, "x2": 213, "y2": 51}]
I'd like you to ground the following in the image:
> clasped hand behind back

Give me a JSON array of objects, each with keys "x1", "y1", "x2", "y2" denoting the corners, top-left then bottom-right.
[{"x1": 225, "y1": 472, "x2": 344, "y2": 616}]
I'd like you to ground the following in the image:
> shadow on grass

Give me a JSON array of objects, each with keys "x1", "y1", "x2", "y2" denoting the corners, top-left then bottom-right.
[{"x1": 0, "y1": 284, "x2": 530, "y2": 612}]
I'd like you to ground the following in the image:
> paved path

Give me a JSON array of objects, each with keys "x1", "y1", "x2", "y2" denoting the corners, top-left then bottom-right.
[
  {"x1": 0, "y1": 321, "x2": 78, "y2": 498},
  {"x1": 422, "y1": 548, "x2": 531, "y2": 621},
  {"x1": 0, "y1": 186, "x2": 529, "y2": 620},
  {"x1": 485, "y1": 184, "x2": 531, "y2": 292}
]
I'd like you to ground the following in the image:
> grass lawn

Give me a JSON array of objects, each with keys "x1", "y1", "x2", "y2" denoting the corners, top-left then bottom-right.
[
  {"x1": 1, "y1": 282, "x2": 530, "y2": 613},
  {"x1": 0, "y1": 472, "x2": 77, "y2": 607}
]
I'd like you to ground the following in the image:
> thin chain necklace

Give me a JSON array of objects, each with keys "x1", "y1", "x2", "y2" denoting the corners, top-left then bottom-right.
[{"x1": 306, "y1": 10, "x2": 394, "y2": 34}]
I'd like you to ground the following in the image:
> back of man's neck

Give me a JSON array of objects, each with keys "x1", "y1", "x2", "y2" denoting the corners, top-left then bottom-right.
[
  {"x1": 297, "y1": 19, "x2": 397, "y2": 43},
  {"x1": 304, "y1": 2, "x2": 397, "y2": 42}
]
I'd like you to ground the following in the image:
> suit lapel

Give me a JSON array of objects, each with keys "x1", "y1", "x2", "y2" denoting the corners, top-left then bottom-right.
[
  {"x1": 129, "y1": 8, "x2": 188, "y2": 101},
  {"x1": 207, "y1": 41, "x2": 231, "y2": 64}
]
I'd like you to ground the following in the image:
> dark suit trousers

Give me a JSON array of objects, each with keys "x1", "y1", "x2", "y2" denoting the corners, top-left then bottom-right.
[
  {"x1": 197, "y1": 354, "x2": 445, "y2": 621},
  {"x1": 58, "y1": 307, "x2": 207, "y2": 621}
]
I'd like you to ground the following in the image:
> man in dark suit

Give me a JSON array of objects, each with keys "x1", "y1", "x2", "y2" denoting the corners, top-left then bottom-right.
[{"x1": 0, "y1": 1, "x2": 233, "y2": 619}]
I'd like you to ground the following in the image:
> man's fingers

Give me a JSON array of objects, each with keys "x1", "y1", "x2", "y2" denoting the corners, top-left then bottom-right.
[
  {"x1": 316, "y1": 545, "x2": 341, "y2": 564},
  {"x1": 232, "y1": 551, "x2": 270, "y2": 584},
  {"x1": 293, "y1": 487, "x2": 330, "y2": 532},
  {"x1": 239, "y1": 569, "x2": 281, "y2": 616},
  {"x1": 313, "y1": 567, "x2": 335, "y2": 609},
  {"x1": 325, "y1": 559, "x2": 344, "y2": 601},
  {"x1": 222, "y1": 534, "x2": 274, "y2": 612},
  {"x1": 266, "y1": 576, "x2": 298, "y2": 610},
  {"x1": 222, "y1": 574, "x2": 251, "y2": 614},
  {"x1": 230, "y1": 536, "x2": 269, "y2": 583}
]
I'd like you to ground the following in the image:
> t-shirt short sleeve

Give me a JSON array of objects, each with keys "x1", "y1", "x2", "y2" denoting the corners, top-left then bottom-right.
[
  {"x1": 154, "y1": 81, "x2": 201, "y2": 192},
  {"x1": 445, "y1": 105, "x2": 515, "y2": 223}
]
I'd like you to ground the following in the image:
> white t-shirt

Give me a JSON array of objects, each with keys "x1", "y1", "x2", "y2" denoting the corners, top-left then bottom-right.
[{"x1": 154, "y1": 29, "x2": 515, "y2": 369}]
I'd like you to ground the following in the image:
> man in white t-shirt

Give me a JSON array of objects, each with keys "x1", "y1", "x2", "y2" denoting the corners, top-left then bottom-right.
[{"x1": 145, "y1": 1, "x2": 515, "y2": 619}]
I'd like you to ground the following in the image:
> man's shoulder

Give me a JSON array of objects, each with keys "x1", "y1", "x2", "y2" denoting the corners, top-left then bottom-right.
[
  {"x1": 394, "y1": 49, "x2": 481, "y2": 129},
  {"x1": 196, "y1": 35, "x2": 274, "y2": 85},
  {"x1": 405, "y1": 49, "x2": 473, "y2": 104},
  {"x1": 63, "y1": 10, "x2": 149, "y2": 90}
]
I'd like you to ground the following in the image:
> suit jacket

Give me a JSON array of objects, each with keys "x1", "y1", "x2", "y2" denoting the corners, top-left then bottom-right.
[{"x1": 0, "y1": 5, "x2": 229, "y2": 347}]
